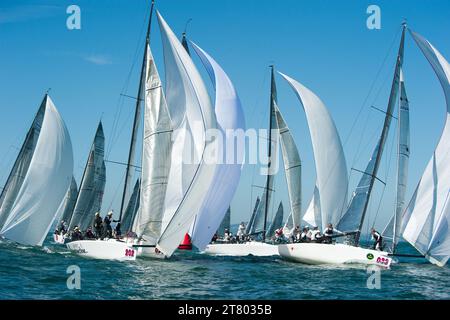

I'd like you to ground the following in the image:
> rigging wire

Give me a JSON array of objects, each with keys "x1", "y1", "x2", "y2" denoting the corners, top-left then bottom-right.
[
  {"x1": 341, "y1": 27, "x2": 402, "y2": 149},
  {"x1": 106, "y1": 2, "x2": 150, "y2": 160}
]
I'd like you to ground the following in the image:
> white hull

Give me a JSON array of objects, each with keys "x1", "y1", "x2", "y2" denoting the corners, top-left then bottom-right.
[
  {"x1": 278, "y1": 243, "x2": 392, "y2": 268},
  {"x1": 66, "y1": 239, "x2": 137, "y2": 261},
  {"x1": 204, "y1": 242, "x2": 279, "y2": 257},
  {"x1": 136, "y1": 246, "x2": 166, "y2": 260}
]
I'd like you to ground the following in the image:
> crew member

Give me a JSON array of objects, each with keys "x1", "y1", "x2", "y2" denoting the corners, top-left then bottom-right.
[
  {"x1": 371, "y1": 228, "x2": 383, "y2": 251},
  {"x1": 103, "y1": 211, "x2": 113, "y2": 239},
  {"x1": 93, "y1": 212, "x2": 103, "y2": 239}
]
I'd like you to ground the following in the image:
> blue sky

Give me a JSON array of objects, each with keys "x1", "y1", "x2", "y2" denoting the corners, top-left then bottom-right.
[{"x1": 0, "y1": 0, "x2": 449, "y2": 236}]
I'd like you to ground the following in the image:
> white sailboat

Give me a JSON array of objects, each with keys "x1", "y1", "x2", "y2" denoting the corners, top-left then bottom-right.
[
  {"x1": 0, "y1": 94, "x2": 74, "y2": 246},
  {"x1": 279, "y1": 25, "x2": 407, "y2": 268},
  {"x1": 205, "y1": 67, "x2": 299, "y2": 257},
  {"x1": 68, "y1": 5, "x2": 219, "y2": 260}
]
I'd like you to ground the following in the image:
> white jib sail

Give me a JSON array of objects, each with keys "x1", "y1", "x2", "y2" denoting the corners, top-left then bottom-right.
[
  {"x1": 156, "y1": 12, "x2": 217, "y2": 257},
  {"x1": 279, "y1": 72, "x2": 348, "y2": 231},
  {"x1": 402, "y1": 31, "x2": 450, "y2": 266},
  {"x1": 1, "y1": 95, "x2": 74, "y2": 246},
  {"x1": 188, "y1": 41, "x2": 246, "y2": 251}
]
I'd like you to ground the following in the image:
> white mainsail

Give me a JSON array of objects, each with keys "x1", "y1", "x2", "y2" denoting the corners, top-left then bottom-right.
[
  {"x1": 68, "y1": 122, "x2": 106, "y2": 231},
  {"x1": 402, "y1": 31, "x2": 450, "y2": 267},
  {"x1": 0, "y1": 95, "x2": 73, "y2": 246},
  {"x1": 274, "y1": 103, "x2": 302, "y2": 231},
  {"x1": 279, "y1": 72, "x2": 348, "y2": 231},
  {"x1": 382, "y1": 69, "x2": 410, "y2": 252},
  {"x1": 154, "y1": 12, "x2": 217, "y2": 257},
  {"x1": 188, "y1": 41, "x2": 246, "y2": 251}
]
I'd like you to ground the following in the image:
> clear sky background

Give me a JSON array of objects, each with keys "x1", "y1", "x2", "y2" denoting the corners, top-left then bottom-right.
[{"x1": 1, "y1": 0, "x2": 449, "y2": 238}]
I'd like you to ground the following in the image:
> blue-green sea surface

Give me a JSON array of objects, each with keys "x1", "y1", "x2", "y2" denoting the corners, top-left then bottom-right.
[{"x1": 1, "y1": 235, "x2": 449, "y2": 300}]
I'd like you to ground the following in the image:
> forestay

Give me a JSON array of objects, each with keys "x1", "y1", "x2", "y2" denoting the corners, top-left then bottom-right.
[
  {"x1": 337, "y1": 28, "x2": 405, "y2": 236},
  {"x1": 402, "y1": 31, "x2": 450, "y2": 267}
]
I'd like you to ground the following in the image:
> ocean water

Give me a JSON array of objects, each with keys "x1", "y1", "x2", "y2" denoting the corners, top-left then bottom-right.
[{"x1": 0, "y1": 235, "x2": 449, "y2": 300}]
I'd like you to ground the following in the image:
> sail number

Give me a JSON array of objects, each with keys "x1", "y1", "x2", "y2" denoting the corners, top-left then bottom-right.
[
  {"x1": 125, "y1": 249, "x2": 135, "y2": 257},
  {"x1": 376, "y1": 256, "x2": 390, "y2": 266}
]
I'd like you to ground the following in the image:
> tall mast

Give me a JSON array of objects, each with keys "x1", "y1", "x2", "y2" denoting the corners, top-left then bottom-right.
[
  {"x1": 118, "y1": 0, "x2": 155, "y2": 222},
  {"x1": 355, "y1": 24, "x2": 406, "y2": 245},
  {"x1": 262, "y1": 66, "x2": 277, "y2": 242}
]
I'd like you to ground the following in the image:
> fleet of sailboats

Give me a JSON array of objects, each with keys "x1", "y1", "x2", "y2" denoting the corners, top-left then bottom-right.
[{"x1": 1, "y1": 5, "x2": 449, "y2": 268}]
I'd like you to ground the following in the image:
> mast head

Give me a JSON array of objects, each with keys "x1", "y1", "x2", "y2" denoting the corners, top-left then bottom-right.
[{"x1": 401, "y1": 18, "x2": 407, "y2": 29}]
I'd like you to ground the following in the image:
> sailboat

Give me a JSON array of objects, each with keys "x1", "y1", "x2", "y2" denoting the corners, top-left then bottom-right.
[
  {"x1": 204, "y1": 67, "x2": 299, "y2": 257},
  {"x1": 279, "y1": 25, "x2": 410, "y2": 267},
  {"x1": 54, "y1": 122, "x2": 106, "y2": 244},
  {"x1": 0, "y1": 94, "x2": 74, "y2": 246},
  {"x1": 67, "y1": 5, "x2": 219, "y2": 260}
]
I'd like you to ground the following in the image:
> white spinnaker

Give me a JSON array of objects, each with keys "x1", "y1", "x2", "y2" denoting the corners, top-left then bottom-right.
[
  {"x1": 189, "y1": 41, "x2": 246, "y2": 251},
  {"x1": 156, "y1": 12, "x2": 217, "y2": 257},
  {"x1": 274, "y1": 103, "x2": 302, "y2": 231},
  {"x1": 279, "y1": 72, "x2": 348, "y2": 231},
  {"x1": 1, "y1": 96, "x2": 73, "y2": 246},
  {"x1": 132, "y1": 44, "x2": 173, "y2": 245},
  {"x1": 402, "y1": 31, "x2": 450, "y2": 266}
]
